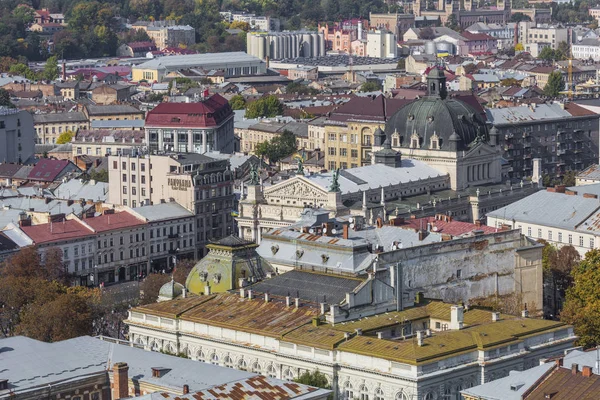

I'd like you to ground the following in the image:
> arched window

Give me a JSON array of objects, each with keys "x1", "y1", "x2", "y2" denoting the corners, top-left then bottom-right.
[
  {"x1": 344, "y1": 382, "x2": 354, "y2": 400},
  {"x1": 210, "y1": 353, "x2": 219, "y2": 365},
  {"x1": 395, "y1": 391, "x2": 409, "y2": 400},
  {"x1": 251, "y1": 362, "x2": 262, "y2": 374},
  {"x1": 374, "y1": 387, "x2": 385, "y2": 400},
  {"x1": 150, "y1": 341, "x2": 160, "y2": 352},
  {"x1": 283, "y1": 368, "x2": 295, "y2": 381},
  {"x1": 238, "y1": 359, "x2": 248, "y2": 371},
  {"x1": 359, "y1": 384, "x2": 369, "y2": 400},
  {"x1": 197, "y1": 350, "x2": 206, "y2": 362},
  {"x1": 266, "y1": 364, "x2": 277, "y2": 378},
  {"x1": 424, "y1": 392, "x2": 435, "y2": 400},
  {"x1": 224, "y1": 355, "x2": 234, "y2": 368}
]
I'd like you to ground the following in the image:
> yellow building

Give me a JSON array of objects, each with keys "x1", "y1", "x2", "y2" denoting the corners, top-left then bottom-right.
[
  {"x1": 323, "y1": 95, "x2": 409, "y2": 169},
  {"x1": 185, "y1": 235, "x2": 273, "y2": 295},
  {"x1": 32, "y1": 111, "x2": 89, "y2": 144}
]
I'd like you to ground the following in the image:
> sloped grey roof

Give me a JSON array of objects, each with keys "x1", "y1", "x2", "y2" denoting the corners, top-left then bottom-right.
[
  {"x1": 32, "y1": 111, "x2": 87, "y2": 124},
  {"x1": 487, "y1": 190, "x2": 600, "y2": 231},
  {"x1": 461, "y1": 362, "x2": 554, "y2": 400},
  {"x1": 133, "y1": 202, "x2": 194, "y2": 221},
  {"x1": 486, "y1": 103, "x2": 571, "y2": 125},
  {"x1": 249, "y1": 269, "x2": 363, "y2": 304},
  {"x1": 52, "y1": 179, "x2": 109, "y2": 202}
]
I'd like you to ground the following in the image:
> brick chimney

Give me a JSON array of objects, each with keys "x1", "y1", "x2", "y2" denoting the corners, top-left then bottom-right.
[
  {"x1": 112, "y1": 362, "x2": 129, "y2": 400},
  {"x1": 183, "y1": 384, "x2": 190, "y2": 394},
  {"x1": 582, "y1": 366, "x2": 593, "y2": 377},
  {"x1": 343, "y1": 223, "x2": 349, "y2": 239},
  {"x1": 572, "y1": 363, "x2": 579, "y2": 376}
]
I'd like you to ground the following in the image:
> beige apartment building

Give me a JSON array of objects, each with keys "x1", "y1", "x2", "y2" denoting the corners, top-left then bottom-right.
[
  {"x1": 323, "y1": 95, "x2": 408, "y2": 169},
  {"x1": 73, "y1": 130, "x2": 145, "y2": 158},
  {"x1": 131, "y1": 21, "x2": 195, "y2": 50},
  {"x1": 239, "y1": 119, "x2": 309, "y2": 154},
  {"x1": 108, "y1": 153, "x2": 235, "y2": 255},
  {"x1": 33, "y1": 112, "x2": 89, "y2": 144},
  {"x1": 518, "y1": 22, "x2": 568, "y2": 51}
]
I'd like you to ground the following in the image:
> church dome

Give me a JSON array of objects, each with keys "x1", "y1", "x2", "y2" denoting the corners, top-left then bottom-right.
[{"x1": 384, "y1": 67, "x2": 489, "y2": 151}]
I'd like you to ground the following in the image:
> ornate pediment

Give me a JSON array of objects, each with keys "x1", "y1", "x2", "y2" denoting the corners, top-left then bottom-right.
[
  {"x1": 464, "y1": 141, "x2": 500, "y2": 158},
  {"x1": 264, "y1": 177, "x2": 329, "y2": 203}
]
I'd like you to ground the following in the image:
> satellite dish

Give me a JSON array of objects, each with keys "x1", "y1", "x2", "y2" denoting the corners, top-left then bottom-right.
[
  {"x1": 349, "y1": 217, "x2": 354, "y2": 223},
  {"x1": 332, "y1": 229, "x2": 337, "y2": 235},
  {"x1": 323, "y1": 226, "x2": 328, "y2": 233},
  {"x1": 309, "y1": 228, "x2": 314, "y2": 234},
  {"x1": 433, "y1": 226, "x2": 439, "y2": 232},
  {"x1": 392, "y1": 245, "x2": 398, "y2": 250},
  {"x1": 350, "y1": 223, "x2": 355, "y2": 230}
]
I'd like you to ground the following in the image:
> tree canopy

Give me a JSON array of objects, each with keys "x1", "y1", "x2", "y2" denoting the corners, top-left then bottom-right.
[
  {"x1": 245, "y1": 95, "x2": 284, "y2": 119},
  {"x1": 255, "y1": 129, "x2": 297, "y2": 164},
  {"x1": 539, "y1": 240, "x2": 579, "y2": 318},
  {"x1": 360, "y1": 81, "x2": 382, "y2": 92},
  {"x1": 229, "y1": 94, "x2": 247, "y2": 110},
  {"x1": 543, "y1": 71, "x2": 565, "y2": 97},
  {"x1": 56, "y1": 131, "x2": 75, "y2": 144},
  {"x1": 0, "y1": 88, "x2": 14, "y2": 108},
  {"x1": 295, "y1": 369, "x2": 332, "y2": 399},
  {"x1": 561, "y1": 249, "x2": 600, "y2": 348},
  {"x1": 510, "y1": 12, "x2": 532, "y2": 22},
  {"x1": 0, "y1": 247, "x2": 116, "y2": 341}
]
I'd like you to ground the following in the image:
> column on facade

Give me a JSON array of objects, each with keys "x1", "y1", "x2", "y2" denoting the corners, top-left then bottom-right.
[
  {"x1": 188, "y1": 129, "x2": 193, "y2": 153},
  {"x1": 173, "y1": 129, "x2": 179, "y2": 152},
  {"x1": 158, "y1": 129, "x2": 163, "y2": 151},
  {"x1": 202, "y1": 131, "x2": 207, "y2": 153}
]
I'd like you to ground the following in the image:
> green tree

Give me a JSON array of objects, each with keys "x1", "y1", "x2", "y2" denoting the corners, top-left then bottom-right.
[
  {"x1": 56, "y1": 131, "x2": 74, "y2": 144},
  {"x1": 229, "y1": 94, "x2": 247, "y2": 110},
  {"x1": 555, "y1": 41, "x2": 570, "y2": 61},
  {"x1": 539, "y1": 240, "x2": 580, "y2": 318},
  {"x1": 561, "y1": 249, "x2": 600, "y2": 348},
  {"x1": 245, "y1": 95, "x2": 284, "y2": 118},
  {"x1": 538, "y1": 47, "x2": 556, "y2": 61},
  {"x1": 9, "y1": 63, "x2": 38, "y2": 80},
  {"x1": 515, "y1": 43, "x2": 525, "y2": 52},
  {"x1": 360, "y1": 81, "x2": 382, "y2": 92},
  {"x1": 543, "y1": 71, "x2": 565, "y2": 97},
  {"x1": 255, "y1": 129, "x2": 297, "y2": 163},
  {"x1": 286, "y1": 82, "x2": 319, "y2": 95},
  {"x1": 396, "y1": 58, "x2": 406, "y2": 70},
  {"x1": 510, "y1": 12, "x2": 532, "y2": 22},
  {"x1": 0, "y1": 88, "x2": 14, "y2": 108},
  {"x1": 295, "y1": 369, "x2": 332, "y2": 399},
  {"x1": 43, "y1": 56, "x2": 60, "y2": 81},
  {"x1": 89, "y1": 168, "x2": 109, "y2": 182},
  {"x1": 444, "y1": 14, "x2": 460, "y2": 31}
]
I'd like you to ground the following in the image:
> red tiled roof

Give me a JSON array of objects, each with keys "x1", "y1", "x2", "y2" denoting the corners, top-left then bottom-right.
[
  {"x1": 329, "y1": 94, "x2": 413, "y2": 123},
  {"x1": 525, "y1": 367, "x2": 600, "y2": 400},
  {"x1": 564, "y1": 102, "x2": 597, "y2": 117},
  {"x1": 145, "y1": 94, "x2": 233, "y2": 128},
  {"x1": 398, "y1": 216, "x2": 496, "y2": 237},
  {"x1": 84, "y1": 211, "x2": 146, "y2": 232},
  {"x1": 22, "y1": 219, "x2": 93, "y2": 244},
  {"x1": 28, "y1": 159, "x2": 70, "y2": 182},
  {"x1": 127, "y1": 41, "x2": 157, "y2": 51},
  {"x1": 462, "y1": 31, "x2": 495, "y2": 41}
]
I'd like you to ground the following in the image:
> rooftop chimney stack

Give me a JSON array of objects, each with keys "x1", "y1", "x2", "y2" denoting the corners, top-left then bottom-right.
[
  {"x1": 450, "y1": 305, "x2": 464, "y2": 330},
  {"x1": 112, "y1": 362, "x2": 129, "y2": 400},
  {"x1": 572, "y1": 363, "x2": 579, "y2": 376},
  {"x1": 294, "y1": 297, "x2": 300, "y2": 308},
  {"x1": 240, "y1": 288, "x2": 245, "y2": 298},
  {"x1": 286, "y1": 295, "x2": 291, "y2": 307},
  {"x1": 183, "y1": 384, "x2": 190, "y2": 394},
  {"x1": 582, "y1": 366, "x2": 593, "y2": 377},
  {"x1": 417, "y1": 330, "x2": 424, "y2": 346},
  {"x1": 492, "y1": 312, "x2": 500, "y2": 322}
]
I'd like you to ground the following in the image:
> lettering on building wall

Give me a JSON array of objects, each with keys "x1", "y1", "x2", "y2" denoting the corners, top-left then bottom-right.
[{"x1": 168, "y1": 178, "x2": 192, "y2": 191}]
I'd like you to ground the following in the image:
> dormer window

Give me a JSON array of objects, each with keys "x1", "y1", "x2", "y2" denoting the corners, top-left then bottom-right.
[
  {"x1": 410, "y1": 132, "x2": 420, "y2": 149},
  {"x1": 430, "y1": 133, "x2": 440, "y2": 150}
]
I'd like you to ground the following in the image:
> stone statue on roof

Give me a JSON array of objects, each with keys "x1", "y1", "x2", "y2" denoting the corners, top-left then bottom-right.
[
  {"x1": 296, "y1": 156, "x2": 304, "y2": 176},
  {"x1": 249, "y1": 162, "x2": 260, "y2": 185},
  {"x1": 329, "y1": 168, "x2": 341, "y2": 192}
]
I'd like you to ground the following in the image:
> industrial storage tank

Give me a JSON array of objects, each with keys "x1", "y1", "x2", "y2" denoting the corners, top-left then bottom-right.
[
  {"x1": 436, "y1": 41, "x2": 454, "y2": 55},
  {"x1": 424, "y1": 41, "x2": 436, "y2": 55}
]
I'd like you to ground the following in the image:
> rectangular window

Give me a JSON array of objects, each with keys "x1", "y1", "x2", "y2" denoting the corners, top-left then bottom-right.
[
  {"x1": 113, "y1": 160, "x2": 118, "y2": 169},
  {"x1": 141, "y1": 163, "x2": 146, "y2": 172},
  {"x1": 558, "y1": 232, "x2": 563, "y2": 242},
  {"x1": 548, "y1": 231, "x2": 553, "y2": 241},
  {"x1": 141, "y1": 175, "x2": 146, "y2": 184},
  {"x1": 527, "y1": 227, "x2": 532, "y2": 236},
  {"x1": 340, "y1": 148, "x2": 347, "y2": 157},
  {"x1": 122, "y1": 174, "x2": 127, "y2": 182},
  {"x1": 351, "y1": 149, "x2": 358, "y2": 158},
  {"x1": 131, "y1": 175, "x2": 136, "y2": 183},
  {"x1": 131, "y1": 163, "x2": 136, "y2": 171},
  {"x1": 568, "y1": 234, "x2": 573, "y2": 244},
  {"x1": 580, "y1": 236, "x2": 584, "y2": 247},
  {"x1": 122, "y1": 161, "x2": 126, "y2": 169},
  {"x1": 537, "y1": 228, "x2": 542, "y2": 238},
  {"x1": 123, "y1": 186, "x2": 127, "y2": 194}
]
